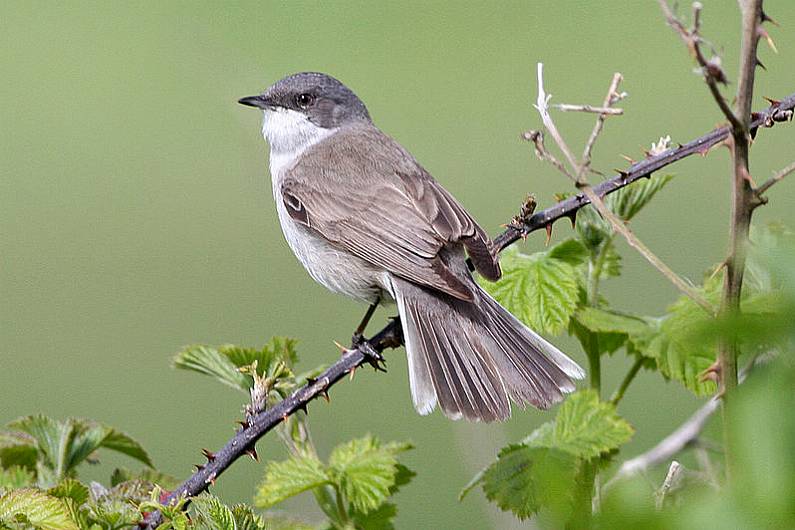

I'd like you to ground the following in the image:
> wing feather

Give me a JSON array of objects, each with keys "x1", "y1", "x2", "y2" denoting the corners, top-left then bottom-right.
[{"x1": 281, "y1": 124, "x2": 500, "y2": 298}]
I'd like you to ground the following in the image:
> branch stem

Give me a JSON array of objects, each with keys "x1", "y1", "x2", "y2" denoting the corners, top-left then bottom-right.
[{"x1": 610, "y1": 357, "x2": 645, "y2": 406}]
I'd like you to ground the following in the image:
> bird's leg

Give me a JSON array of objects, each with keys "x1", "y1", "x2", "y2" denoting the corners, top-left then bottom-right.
[
  {"x1": 351, "y1": 296, "x2": 386, "y2": 370},
  {"x1": 352, "y1": 296, "x2": 380, "y2": 346}
]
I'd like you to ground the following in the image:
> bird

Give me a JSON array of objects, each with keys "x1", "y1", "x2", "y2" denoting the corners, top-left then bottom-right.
[{"x1": 239, "y1": 72, "x2": 584, "y2": 422}]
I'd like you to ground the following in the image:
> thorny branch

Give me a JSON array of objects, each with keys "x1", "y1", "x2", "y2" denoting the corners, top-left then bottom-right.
[{"x1": 141, "y1": 90, "x2": 795, "y2": 528}]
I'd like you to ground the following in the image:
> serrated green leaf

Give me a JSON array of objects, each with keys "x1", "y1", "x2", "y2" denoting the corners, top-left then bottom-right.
[
  {"x1": 329, "y1": 436, "x2": 404, "y2": 514},
  {"x1": 0, "y1": 467, "x2": 34, "y2": 490},
  {"x1": 3, "y1": 417, "x2": 154, "y2": 484},
  {"x1": 351, "y1": 501, "x2": 398, "y2": 530},
  {"x1": 224, "y1": 337, "x2": 299, "y2": 371},
  {"x1": 48, "y1": 479, "x2": 89, "y2": 505},
  {"x1": 606, "y1": 175, "x2": 673, "y2": 221},
  {"x1": 480, "y1": 248, "x2": 579, "y2": 334},
  {"x1": 480, "y1": 445, "x2": 578, "y2": 520},
  {"x1": 6, "y1": 416, "x2": 69, "y2": 477},
  {"x1": 228, "y1": 504, "x2": 266, "y2": 530},
  {"x1": 255, "y1": 454, "x2": 330, "y2": 509},
  {"x1": 0, "y1": 489, "x2": 78, "y2": 530},
  {"x1": 173, "y1": 345, "x2": 250, "y2": 392},
  {"x1": 524, "y1": 390, "x2": 634, "y2": 459},
  {"x1": 600, "y1": 243, "x2": 623, "y2": 279},
  {"x1": 174, "y1": 338, "x2": 300, "y2": 394},
  {"x1": 655, "y1": 280, "x2": 721, "y2": 396},
  {"x1": 191, "y1": 494, "x2": 235, "y2": 530}
]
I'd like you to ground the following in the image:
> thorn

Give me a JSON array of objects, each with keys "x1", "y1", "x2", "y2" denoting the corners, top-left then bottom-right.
[
  {"x1": 677, "y1": 143, "x2": 684, "y2": 149},
  {"x1": 758, "y1": 26, "x2": 778, "y2": 54},
  {"x1": 545, "y1": 224, "x2": 553, "y2": 246},
  {"x1": 194, "y1": 464, "x2": 205, "y2": 472},
  {"x1": 761, "y1": 9, "x2": 779, "y2": 26},
  {"x1": 700, "y1": 360, "x2": 721, "y2": 384},
  {"x1": 202, "y1": 449, "x2": 216, "y2": 462},
  {"x1": 333, "y1": 340, "x2": 347, "y2": 352},
  {"x1": 565, "y1": 211, "x2": 577, "y2": 228},
  {"x1": 296, "y1": 402, "x2": 308, "y2": 415},
  {"x1": 321, "y1": 390, "x2": 330, "y2": 403},
  {"x1": 755, "y1": 57, "x2": 766, "y2": 71},
  {"x1": 696, "y1": 144, "x2": 711, "y2": 157},
  {"x1": 245, "y1": 447, "x2": 259, "y2": 462},
  {"x1": 349, "y1": 365, "x2": 357, "y2": 381},
  {"x1": 642, "y1": 149, "x2": 652, "y2": 158},
  {"x1": 613, "y1": 169, "x2": 630, "y2": 179},
  {"x1": 205, "y1": 472, "x2": 216, "y2": 486},
  {"x1": 741, "y1": 167, "x2": 756, "y2": 186},
  {"x1": 750, "y1": 126, "x2": 759, "y2": 140},
  {"x1": 620, "y1": 154, "x2": 636, "y2": 164},
  {"x1": 306, "y1": 376, "x2": 317, "y2": 385},
  {"x1": 282, "y1": 413, "x2": 289, "y2": 422}
]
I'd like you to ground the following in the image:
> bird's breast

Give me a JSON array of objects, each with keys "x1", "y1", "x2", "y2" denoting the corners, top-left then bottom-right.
[{"x1": 270, "y1": 167, "x2": 387, "y2": 304}]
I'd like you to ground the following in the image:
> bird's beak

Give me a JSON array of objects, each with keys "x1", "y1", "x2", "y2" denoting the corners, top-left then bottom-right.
[{"x1": 238, "y1": 95, "x2": 273, "y2": 109}]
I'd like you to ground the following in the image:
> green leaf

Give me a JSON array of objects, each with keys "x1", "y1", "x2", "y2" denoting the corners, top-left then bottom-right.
[
  {"x1": 0, "y1": 431, "x2": 38, "y2": 472},
  {"x1": 191, "y1": 494, "x2": 235, "y2": 530},
  {"x1": 3, "y1": 417, "x2": 153, "y2": 484},
  {"x1": 6, "y1": 416, "x2": 69, "y2": 477},
  {"x1": 224, "y1": 337, "x2": 299, "y2": 372},
  {"x1": 329, "y1": 436, "x2": 409, "y2": 514},
  {"x1": 524, "y1": 390, "x2": 634, "y2": 459},
  {"x1": 0, "y1": 489, "x2": 78, "y2": 530},
  {"x1": 174, "y1": 338, "x2": 300, "y2": 393},
  {"x1": 48, "y1": 479, "x2": 89, "y2": 505},
  {"x1": 255, "y1": 454, "x2": 330, "y2": 509},
  {"x1": 96, "y1": 427, "x2": 153, "y2": 468},
  {"x1": 654, "y1": 280, "x2": 720, "y2": 396},
  {"x1": 547, "y1": 239, "x2": 588, "y2": 266},
  {"x1": 606, "y1": 174, "x2": 673, "y2": 221},
  {"x1": 575, "y1": 307, "x2": 655, "y2": 337},
  {"x1": 351, "y1": 502, "x2": 398, "y2": 530},
  {"x1": 110, "y1": 467, "x2": 179, "y2": 490},
  {"x1": 479, "y1": 445, "x2": 578, "y2": 520},
  {"x1": 480, "y1": 247, "x2": 579, "y2": 334},
  {"x1": 173, "y1": 345, "x2": 250, "y2": 392},
  {"x1": 600, "y1": 244, "x2": 623, "y2": 279},
  {"x1": 228, "y1": 504, "x2": 266, "y2": 530},
  {"x1": 0, "y1": 467, "x2": 34, "y2": 490}
]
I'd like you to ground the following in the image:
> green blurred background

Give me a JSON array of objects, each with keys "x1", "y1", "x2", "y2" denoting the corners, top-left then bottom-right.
[{"x1": 2, "y1": 1, "x2": 793, "y2": 528}]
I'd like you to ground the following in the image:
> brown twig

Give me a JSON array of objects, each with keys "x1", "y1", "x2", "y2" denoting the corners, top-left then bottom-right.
[
  {"x1": 533, "y1": 63, "x2": 716, "y2": 314},
  {"x1": 755, "y1": 160, "x2": 795, "y2": 195},
  {"x1": 553, "y1": 104, "x2": 624, "y2": 115},
  {"x1": 659, "y1": 1, "x2": 743, "y2": 131}
]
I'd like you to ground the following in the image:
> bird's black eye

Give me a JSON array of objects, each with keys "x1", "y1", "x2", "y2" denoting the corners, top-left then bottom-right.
[{"x1": 294, "y1": 93, "x2": 314, "y2": 109}]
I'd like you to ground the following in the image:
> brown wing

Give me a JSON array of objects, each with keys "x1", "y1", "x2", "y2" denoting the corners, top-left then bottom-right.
[{"x1": 280, "y1": 124, "x2": 500, "y2": 301}]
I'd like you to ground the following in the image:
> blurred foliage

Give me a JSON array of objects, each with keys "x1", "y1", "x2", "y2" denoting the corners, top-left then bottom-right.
[{"x1": 469, "y1": 169, "x2": 795, "y2": 528}]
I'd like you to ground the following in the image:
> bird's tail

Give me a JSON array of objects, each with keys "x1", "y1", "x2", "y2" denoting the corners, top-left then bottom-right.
[{"x1": 391, "y1": 276, "x2": 585, "y2": 422}]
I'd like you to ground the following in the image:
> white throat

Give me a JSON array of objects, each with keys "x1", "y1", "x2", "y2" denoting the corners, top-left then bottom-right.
[{"x1": 261, "y1": 108, "x2": 337, "y2": 177}]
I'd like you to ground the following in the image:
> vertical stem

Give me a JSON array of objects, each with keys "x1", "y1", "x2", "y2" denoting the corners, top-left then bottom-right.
[{"x1": 717, "y1": 0, "x2": 763, "y2": 480}]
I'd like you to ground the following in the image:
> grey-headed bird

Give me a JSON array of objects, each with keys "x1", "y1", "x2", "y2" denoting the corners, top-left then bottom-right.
[{"x1": 239, "y1": 72, "x2": 583, "y2": 422}]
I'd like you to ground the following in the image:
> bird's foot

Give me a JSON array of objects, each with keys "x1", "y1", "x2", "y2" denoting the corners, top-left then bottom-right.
[{"x1": 351, "y1": 332, "x2": 386, "y2": 372}]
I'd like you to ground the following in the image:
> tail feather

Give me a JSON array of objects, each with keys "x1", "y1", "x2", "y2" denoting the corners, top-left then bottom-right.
[{"x1": 391, "y1": 275, "x2": 584, "y2": 422}]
